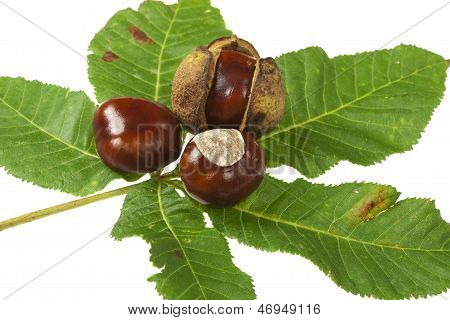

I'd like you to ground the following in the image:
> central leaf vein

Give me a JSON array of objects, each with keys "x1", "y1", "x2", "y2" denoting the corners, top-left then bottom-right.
[{"x1": 156, "y1": 181, "x2": 207, "y2": 299}]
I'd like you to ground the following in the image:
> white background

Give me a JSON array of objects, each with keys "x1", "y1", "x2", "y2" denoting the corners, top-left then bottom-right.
[{"x1": 0, "y1": 0, "x2": 449, "y2": 319}]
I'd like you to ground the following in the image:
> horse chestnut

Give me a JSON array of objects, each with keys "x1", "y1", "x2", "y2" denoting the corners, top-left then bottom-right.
[
  {"x1": 180, "y1": 129, "x2": 265, "y2": 207},
  {"x1": 93, "y1": 97, "x2": 181, "y2": 173},
  {"x1": 172, "y1": 35, "x2": 284, "y2": 136}
]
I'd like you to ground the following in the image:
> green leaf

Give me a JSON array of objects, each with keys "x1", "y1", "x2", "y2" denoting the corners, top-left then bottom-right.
[
  {"x1": 88, "y1": 0, "x2": 231, "y2": 106},
  {"x1": 260, "y1": 45, "x2": 448, "y2": 178},
  {"x1": 112, "y1": 179, "x2": 256, "y2": 300},
  {"x1": 207, "y1": 175, "x2": 450, "y2": 299},
  {"x1": 0, "y1": 77, "x2": 131, "y2": 196}
]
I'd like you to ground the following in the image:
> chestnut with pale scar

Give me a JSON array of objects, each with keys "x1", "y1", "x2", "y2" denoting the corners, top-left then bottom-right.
[{"x1": 180, "y1": 129, "x2": 265, "y2": 207}]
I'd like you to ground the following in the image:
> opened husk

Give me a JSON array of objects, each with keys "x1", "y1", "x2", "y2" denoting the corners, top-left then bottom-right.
[{"x1": 172, "y1": 35, "x2": 284, "y2": 137}]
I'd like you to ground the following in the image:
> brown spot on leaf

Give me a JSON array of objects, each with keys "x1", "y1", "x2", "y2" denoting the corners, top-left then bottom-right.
[
  {"x1": 359, "y1": 201, "x2": 377, "y2": 218},
  {"x1": 358, "y1": 189, "x2": 387, "y2": 220},
  {"x1": 174, "y1": 250, "x2": 183, "y2": 259},
  {"x1": 102, "y1": 51, "x2": 119, "y2": 62},
  {"x1": 128, "y1": 26, "x2": 154, "y2": 44}
]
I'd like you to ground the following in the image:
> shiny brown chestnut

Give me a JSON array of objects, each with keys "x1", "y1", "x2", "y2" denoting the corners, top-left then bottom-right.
[
  {"x1": 180, "y1": 129, "x2": 265, "y2": 207},
  {"x1": 172, "y1": 35, "x2": 284, "y2": 136},
  {"x1": 93, "y1": 97, "x2": 182, "y2": 173},
  {"x1": 205, "y1": 49, "x2": 256, "y2": 128}
]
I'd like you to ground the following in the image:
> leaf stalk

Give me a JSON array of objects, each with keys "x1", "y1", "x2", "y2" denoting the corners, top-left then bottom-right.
[
  {"x1": 0, "y1": 171, "x2": 182, "y2": 232},
  {"x1": 0, "y1": 184, "x2": 136, "y2": 232}
]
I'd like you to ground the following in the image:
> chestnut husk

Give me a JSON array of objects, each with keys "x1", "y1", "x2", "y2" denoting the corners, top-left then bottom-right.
[{"x1": 172, "y1": 35, "x2": 284, "y2": 137}]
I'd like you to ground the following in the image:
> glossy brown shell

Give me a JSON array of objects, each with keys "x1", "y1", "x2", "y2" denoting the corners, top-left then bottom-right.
[
  {"x1": 180, "y1": 133, "x2": 265, "y2": 207},
  {"x1": 93, "y1": 97, "x2": 182, "y2": 173},
  {"x1": 172, "y1": 36, "x2": 284, "y2": 136}
]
